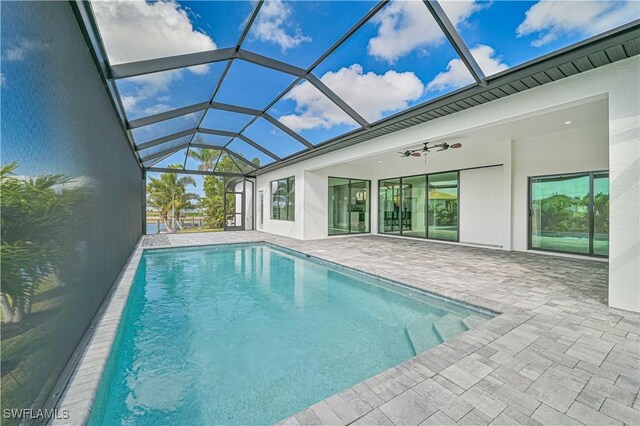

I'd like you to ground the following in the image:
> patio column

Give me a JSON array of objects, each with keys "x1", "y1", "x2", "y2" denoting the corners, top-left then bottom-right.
[{"x1": 607, "y1": 77, "x2": 640, "y2": 312}]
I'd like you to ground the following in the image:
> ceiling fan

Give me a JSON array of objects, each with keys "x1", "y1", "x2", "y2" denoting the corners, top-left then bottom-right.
[{"x1": 398, "y1": 141, "x2": 462, "y2": 157}]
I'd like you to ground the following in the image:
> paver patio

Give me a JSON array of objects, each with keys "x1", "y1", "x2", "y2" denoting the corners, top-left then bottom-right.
[{"x1": 60, "y1": 232, "x2": 639, "y2": 425}]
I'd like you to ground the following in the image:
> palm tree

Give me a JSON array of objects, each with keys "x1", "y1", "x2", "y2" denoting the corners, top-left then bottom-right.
[
  {"x1": 1, "y1": 162, "x2": 87, "y2": 322},
  {"x1": 187, "y1": 144, "x2": 221, "y2": 172},
  {"x1": 146, "y1": 165, "x2": 197, "y2": 233}
]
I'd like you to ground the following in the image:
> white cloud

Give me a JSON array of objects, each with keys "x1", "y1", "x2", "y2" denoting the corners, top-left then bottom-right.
[
  {"x1": 92, "y1": 0, "x2": 216, "y2": 117},
  {"x1": 517, "y1": 0, "x2": 640, "y2": 47},
  {"x1": 1, "y1": 39, "x2": 41, "y2": 62},
  {"x1": 280, "y1": 64, "x2": 424, "y2": 130},
  {"x1": 251, "y1": 0, "x2": 311, "y2": 51},
  {"x1": 92, "y1": 0, "x2": 216, "y2": 64},
  {"x1": 368, "y1": 0, "x2": 481, "y2": 63},
  {"x1": 427, "y1": 45, "x2": 508, "y2": 92}
]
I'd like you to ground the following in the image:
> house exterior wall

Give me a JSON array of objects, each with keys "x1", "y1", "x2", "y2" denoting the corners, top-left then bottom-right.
[{"x1": 256, "y1": 57, "x2": 640, "y2": 312}]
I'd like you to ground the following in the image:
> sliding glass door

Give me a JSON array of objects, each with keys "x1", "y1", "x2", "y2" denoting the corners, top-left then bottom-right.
[
  {"x1": 401, "y1": 175, "x2": 426, "y2": 238},
  {"x1": 329, "y1": 177, "x2": 370, "y2": 235},
  {"x1": 529, "y1": 171, "x2": 608, "y2": 257},
  {"x1": 593, "y1": 172, "x2": 609, "y2": 256},
  {"x1": 379, "y1": 172, "x2": 459, "y2": 241},
  {"x1": 427, "y1": 172, "x2": 459, "y2": 241},
  {"x1": 379, "y1": 178, "x2": 401, "y2": 234}
]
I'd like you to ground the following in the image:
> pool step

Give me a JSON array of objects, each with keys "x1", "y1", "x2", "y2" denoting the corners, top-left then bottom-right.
[
  {"x1": 433, "y1": 314, "x2": 468, "y2": 343},
  {"x1": 405, "y1": 314, "x2": 440, "y2": 355},
  {"x1": 462, "y1": 314, "x2": 486, "y2": 330}
]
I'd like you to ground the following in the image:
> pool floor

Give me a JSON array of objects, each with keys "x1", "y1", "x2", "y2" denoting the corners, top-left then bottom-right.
[{"x1": 89, "y1": 244, "x2": 492, "y2": 425}]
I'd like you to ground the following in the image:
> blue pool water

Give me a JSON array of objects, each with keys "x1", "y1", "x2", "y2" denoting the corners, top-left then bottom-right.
[{"x1": 90, "y1": 244, "x2": 492, "y2": 425}]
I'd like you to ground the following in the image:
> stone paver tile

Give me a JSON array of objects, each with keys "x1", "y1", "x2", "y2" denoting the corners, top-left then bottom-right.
[
  {"x1": 441, "y1": 364, "x2": 481, "y2": 390},
  {"x1": 432, "y1": 375, "x2": 465, "y2": 396},
  {"x1": 475, "y1": 375, "x2": 503, "y2": 395},
  {"x1": 276, "y1": 416, "x2": 301, "y2": 426},
  {"x1": 605, "y1": 349, "x2": 638, "y2": 369},
  {"x1": 614, "y1": 374, "x2": 640, "y2": 394},
  {"x1": 490, "y1": 365, "x2": 533, "y2": 392},
  {"x1": 582, "y1": 319, "x2": 627, "y2": 337},
  {"x1": 414, "y1": 351, "x2": 453, "y2": 373},
  {"x1": 540, "y1": 348, "x2": 580, "y2": 368},
  {"x1": 461, "y1": 385, "x2": 508, "y2": 419},
  {"x1": 325, "y1": 389, "x2": 372, "y2": 424},
  {"x1": 308, "y1": 401, "x2": 344, "y2": 425},
  {"x1": 379, "y1": 389, "x2": 436, "y2": 426},
  {"x1": 575, "y1": 361, "x2": 618, "y2": 384},
  {"x1": 361, "y1": 375, "x2": 400, "y2": 402},
  {"x1": 350, "y1": 409, "x2": 394, "y2": 426},
  {"x1": 525, "y1": 370, "x2": 579, "y2": 413},
  {"x1": 526, "y1": 314, "x2": 562, "y2": 331},
  {"x1": 293, "y1": 407, "x2": 323, "y2": 425},
  {"x1": 458, "y1": 354, "x2": 496, "y2": 378},
  {"x1": 516, "y1": 352, "x2": 553, "y2": 381},
  {"x1": 584, "y1": 377, "x2": 637, "y2": 406},
  {"x1": 494, "y1": 328, "x2": 539, "y2": 353},
  {"x1": 615, "y1": 317, "x2": 640, "y2": 334},
  {"x1": 567, "y1": 401, "x2": 622, "y2": 426},
  {"x1": 494, "y1": 383, "x2": 541, "y2": 416},
  {"x1": 503, "y1": 407, "x2": 544, "y2": 426},
  {"x1": 543, "y1": 365, "x2": 589, "y2": 393},
  {"x1": 488, "y1": 411, "x2": 521, "y2": 426},
  {"x1": 531, "y1": 404, "x2": 583, "y2": 426},
  {"x1": 413, "y1": 378, "x2": 473, "y2": 421},
  {"x1": 376, "y1": 371, "x2": 411, "y2": 396},
  {"x1": 352, "y1": 382, "x2": 386, "y2": 408},
  {"x1": 458, "y1": 408, "x2": 493, "y2": 426},
  {"x1": 566, "y1": 342, "x2": 611, "y2": 365},
  {"x1": 600, "y1": 398, "x2": 640, "y2": 425},
  {"x1": 386, "y1": 366, "x2": 418, "y2": 389},
  {"x1": 420, "y1": 411, "x2": 457, "y2": 426},
  {"x1": 576, "y1": 387, "x2": 607, "y2": 411}
]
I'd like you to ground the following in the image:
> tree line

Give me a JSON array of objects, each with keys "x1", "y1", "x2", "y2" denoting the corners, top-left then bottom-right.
[{"x1": 146, "y1": 146, "x2": 259, "y2": 233}]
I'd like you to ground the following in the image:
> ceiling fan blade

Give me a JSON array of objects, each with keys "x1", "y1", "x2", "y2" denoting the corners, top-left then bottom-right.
[{"x1": 450, "y1": 143, "x2": 462, "y2": 148}]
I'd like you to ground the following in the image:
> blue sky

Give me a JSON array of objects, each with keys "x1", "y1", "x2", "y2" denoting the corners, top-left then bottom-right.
[
  {"x1": 88, "y1": 0, "x2": 639, "y2": 172},
  {"x1": 4, "y1": 1, "x2": 638, "y2": 176}
]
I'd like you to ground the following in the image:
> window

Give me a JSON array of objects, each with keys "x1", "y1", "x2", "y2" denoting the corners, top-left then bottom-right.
[
  {"x1": 328, "y1": 177, "x2": 370, "y2": 235},
  {"x1": 379, "y1": 172, "x2": 458, "y2": 242},
  {"x1": 529, "y1": 171, "x2": 609, "y2": 257},
  {"x1": 271, "y1": 176, "x2": 295, "y2": 221}
]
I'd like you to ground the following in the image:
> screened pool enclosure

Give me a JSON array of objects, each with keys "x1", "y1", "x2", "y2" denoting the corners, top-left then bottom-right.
[
  {"x1": 77, "y1": 0, "x2": 640, "y2": 177},
  {"x1": 2, "y1": 0, "x2": 640, "y2": 423}
]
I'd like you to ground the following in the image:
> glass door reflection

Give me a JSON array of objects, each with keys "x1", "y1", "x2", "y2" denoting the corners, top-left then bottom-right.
[{"x1": 329, "y1": 177, "x2": 370, "y2": 235}]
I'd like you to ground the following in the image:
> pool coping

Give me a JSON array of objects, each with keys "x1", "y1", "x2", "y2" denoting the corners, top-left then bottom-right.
[{"x1": 52, "y1": 237, "x2": 525, "y2": 425}]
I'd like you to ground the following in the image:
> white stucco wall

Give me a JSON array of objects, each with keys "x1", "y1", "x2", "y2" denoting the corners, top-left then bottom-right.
[
  {"x1": 511, "y1": 123, "x2": 610, "y2": 252},
  {"x1": 459, "y1": 166, "x2": 504, "y2": 247},
  {"x1": 255, "y1": 57, "x2": 640, "y2": 312}
]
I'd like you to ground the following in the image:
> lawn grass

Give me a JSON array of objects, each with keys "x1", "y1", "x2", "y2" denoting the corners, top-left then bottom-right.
[{"x1": 177, "y1": 227, "x2": 223, "y2": 234}]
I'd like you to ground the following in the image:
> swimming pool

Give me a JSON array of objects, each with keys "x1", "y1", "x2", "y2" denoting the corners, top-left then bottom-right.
[{"x1": 89, "y1": 243, "x2": 493, "y2": 425}]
